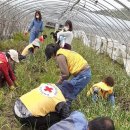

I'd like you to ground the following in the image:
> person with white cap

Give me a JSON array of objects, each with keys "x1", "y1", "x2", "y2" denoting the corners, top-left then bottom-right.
[{"x1": 0, "y1": 49, "x2": 19, "y2": 90}]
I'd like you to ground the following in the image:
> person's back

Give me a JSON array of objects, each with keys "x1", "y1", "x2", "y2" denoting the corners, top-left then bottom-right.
[
  {"x1": 0, "y1": 52, "x2": 8, "y2": 63},
  {"x1": 0, "y1": 50, "x2": 19, "y2": 89},
  {"x1": 20, "y1": 38, "x2": 41, "y2": 61},
  {"x1": 19, "y1": 83, "x2": 66, "y2": 117},
  {"x1": 87, "y1": 76, "x2": 115, "y2": 107},
  {"x1": 48, "y1": 111, "x2": 88, "y2": 130},
  {"x1": 14, "y1": 83, "x2": 70, "y2": 130},
  {"x1": 0, "y1": 52, "x2": 9, "y2": 87},
  {"x1": 21, "y1": 44, "x2": 34, "y2": 56},
  {"x1": 87, "y1": 82, "x2": 113, "y2": 99},
  {"x1": 49, "y1": 112, "x2": 115, "y2": 130},
  {"x1": 45, "y1": 43, "x2": 91, "y2": 106},
  {"x1": 56, "y1": 48, "x2": 88, "y2": 75}
]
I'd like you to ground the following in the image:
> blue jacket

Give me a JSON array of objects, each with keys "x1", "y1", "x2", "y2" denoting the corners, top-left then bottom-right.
[
  {"x1": 48, "y1": 111, "x2": 88, "y2": 130},
  {"x1": 28, "y1": 19, "x2": 43, "y2": 33}
]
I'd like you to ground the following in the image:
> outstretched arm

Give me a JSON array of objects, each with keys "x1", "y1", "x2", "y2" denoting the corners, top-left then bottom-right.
[{"x1": 56, "y1": 55, "x2": 69, "y2": 85}]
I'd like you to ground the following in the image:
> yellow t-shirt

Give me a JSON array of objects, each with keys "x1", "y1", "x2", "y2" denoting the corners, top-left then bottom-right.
[
  {"x1": 87, "y1": 82, "x2": 113, "y2": 98},
  {"x1": 21, "y1": 44, "x2": 34, "y2": 56},
  {"x1": 20, "y1": 83, "x2": 66, "y2": 117},
  {"x1": 56, "y1": 48, "x2": 88, "y2": 75}
]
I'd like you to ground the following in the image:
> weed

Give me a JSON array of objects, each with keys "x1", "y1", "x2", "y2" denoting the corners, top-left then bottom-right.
[{"x1": 0, "y1": 29, "x2": 130, "y2": 129}]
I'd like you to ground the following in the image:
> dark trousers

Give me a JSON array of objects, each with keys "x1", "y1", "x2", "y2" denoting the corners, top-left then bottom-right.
[
  {"x1": 63, "y1": 43, "x2": 71, "y2": 50},
  {"x1": 0, "y1": 71, "x2": 5, "y2": 87},
  {"x1": 14, "y1": 112, "x2": 61, "y2": 130},
  {"x1": 19, "y1": 54, "x2": 26, "y2": 61}
]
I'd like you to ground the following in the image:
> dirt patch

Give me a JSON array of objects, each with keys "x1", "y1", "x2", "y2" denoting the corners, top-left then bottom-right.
[{"x1": 119, "y1": 97, "x2": 130, "y2": 111}]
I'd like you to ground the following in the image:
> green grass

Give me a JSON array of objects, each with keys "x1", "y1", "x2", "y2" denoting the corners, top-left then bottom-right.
[{"x1": 0, "y1": 28, "x2": 130, "y2": 130}]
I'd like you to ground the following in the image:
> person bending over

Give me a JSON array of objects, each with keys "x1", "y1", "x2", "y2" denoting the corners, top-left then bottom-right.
[
  {"x1": 19, "y1": 35, "x2": 47, "y2": 60},
  {"x1": 49, "y1": 111, "x2": 115, "y2": 130},
  {"x1": 14, "y1": 83, "x2": 70, "y2": 130},
  {"x1": 87, "y1": 76, "x2": 115, "y2": 107},
  {"x1": 0, "y1": 49, "x2": 19, "y2": 90},
  {"x1": 45, "y1": 43, "x2": 91, "y2": 106}
]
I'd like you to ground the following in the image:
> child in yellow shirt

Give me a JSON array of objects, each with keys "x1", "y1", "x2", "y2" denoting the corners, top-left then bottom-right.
[{"x1": 87, "y1": 76, "x2": 115, "y2": 107}]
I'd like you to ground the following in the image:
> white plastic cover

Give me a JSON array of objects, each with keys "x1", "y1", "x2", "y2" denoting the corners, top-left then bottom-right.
[{"x1": 74, "y1": 30, "x2": 130, "y2": 77}]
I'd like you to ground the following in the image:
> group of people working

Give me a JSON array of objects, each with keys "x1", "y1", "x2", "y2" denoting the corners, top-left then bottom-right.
[{"x1": 0, "y1": 10, "x2": 115, "y2": 130}]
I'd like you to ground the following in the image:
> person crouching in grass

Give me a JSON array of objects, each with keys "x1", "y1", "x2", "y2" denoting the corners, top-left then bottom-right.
[
  {"x1": 45, "y1": 43, "x2": 91, "y2": 107},
  {"x1": 19, "y1": 35, "x2": 47, "y2": 61},
  {"x1": 87, "y1": 76, "x2": 115, "y2": 108},
  {"x1": 0, "y1": 49, "x2": 19, "y2": 90},
  {"x1": 14, "y1": 82, "x2": 70, "y2": 130}
]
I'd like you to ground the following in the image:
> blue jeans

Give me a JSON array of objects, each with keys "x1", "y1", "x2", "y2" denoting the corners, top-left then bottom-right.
[
  {"x1": 108, "y1": 94, "x2": 115, "y2": 107},
  {"x1": 59, "y1": 68, "x2": 91, "y2": 106},
  {"x1": 69, "y1": 68, "x2": 91, "y2": 99},
  {"x1": 92, "y1": 93, "x2": 115, "y2": 107},
  {"x1": 57, "y1": 68, "x2": 91, "y2": 106},
  {"x1": 29, "y1": 31, "x2": 39, "y2": 43}
]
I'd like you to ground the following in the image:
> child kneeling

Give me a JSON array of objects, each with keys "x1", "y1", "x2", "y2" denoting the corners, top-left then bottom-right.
[{"x1": 87, "y1": 76, "x2": 115, "y2": 107}]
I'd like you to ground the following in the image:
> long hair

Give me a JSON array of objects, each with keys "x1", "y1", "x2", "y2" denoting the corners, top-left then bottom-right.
[
  {"x1": 35, "y1": 10, "x2": 42, "y2": 21},
  {"x1": 6, "y1": 52, "x2": 11, "y2": 59},
  {"x1": 64, "y1": 20, "x2": 73, "y2": 31},
  {"x1": 45, "y1": 43, "x2": 60, "y2": 61}
]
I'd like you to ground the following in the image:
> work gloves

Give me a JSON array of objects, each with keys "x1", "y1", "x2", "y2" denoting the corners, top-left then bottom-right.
[
  {"x1": 10, "y1": 85, "x2": 15, "y2": 90},
  {"x1": 14, "y1": 81, "x2": 19, "y2": 87},
  {"x1": 10, "y1": 81, "x2": 19, "y2": 90}
]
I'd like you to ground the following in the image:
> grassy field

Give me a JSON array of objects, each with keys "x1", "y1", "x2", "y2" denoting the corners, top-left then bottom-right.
[{"x1": 0, "y1": 28, "x2": 130, "y2": 130}]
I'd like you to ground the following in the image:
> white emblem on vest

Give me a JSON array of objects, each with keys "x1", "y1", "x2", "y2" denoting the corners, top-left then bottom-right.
[{"x1": 39, "y1": 83, "x2": 57, "y2": 97}]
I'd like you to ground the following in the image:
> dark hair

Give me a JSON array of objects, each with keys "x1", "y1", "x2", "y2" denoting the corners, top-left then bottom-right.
[
  {"x1": 6, "y1": 52, "x2": 11, "y2": 59},
  {"x1": 64, "y1": 20, "x2": 73, "y2": 31},
  {"x1": 43, "y1": 34, "x2": 47, "y2": 39},
  {"x1": 35, "y1": 10, "x2": 42, "y2": 21},
  {"x1": 33, "y1": 45, "x2": 39, "y2": 49},
  {"x1": 89, "y1": 117, "x2": 115, "y2": 130},
  {"x1": 103, "y1": 76, "x2": 114, "y2": 86},
  {"x1": 50, "y1": 31, "x2": 59, "y2": 42},
  {"x1": 45, "y1": 43, "x2": 60, "y2": 61}
]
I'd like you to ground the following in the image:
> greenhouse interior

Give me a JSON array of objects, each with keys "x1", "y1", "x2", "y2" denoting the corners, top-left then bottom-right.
[{"x1": 0, "y1": 0, "x2": 130, "y2": 130}]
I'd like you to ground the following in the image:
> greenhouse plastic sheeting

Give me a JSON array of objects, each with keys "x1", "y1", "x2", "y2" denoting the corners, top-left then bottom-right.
[
  {"x1": 74, "y1": 30, "x2": 130, "y2": 76},
  {"x1": 0, "y1": 0, "x2": 130, "y2": 42},
  {"x1": 0, "y1": 0, "x2": 130, "y2": 75}
]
